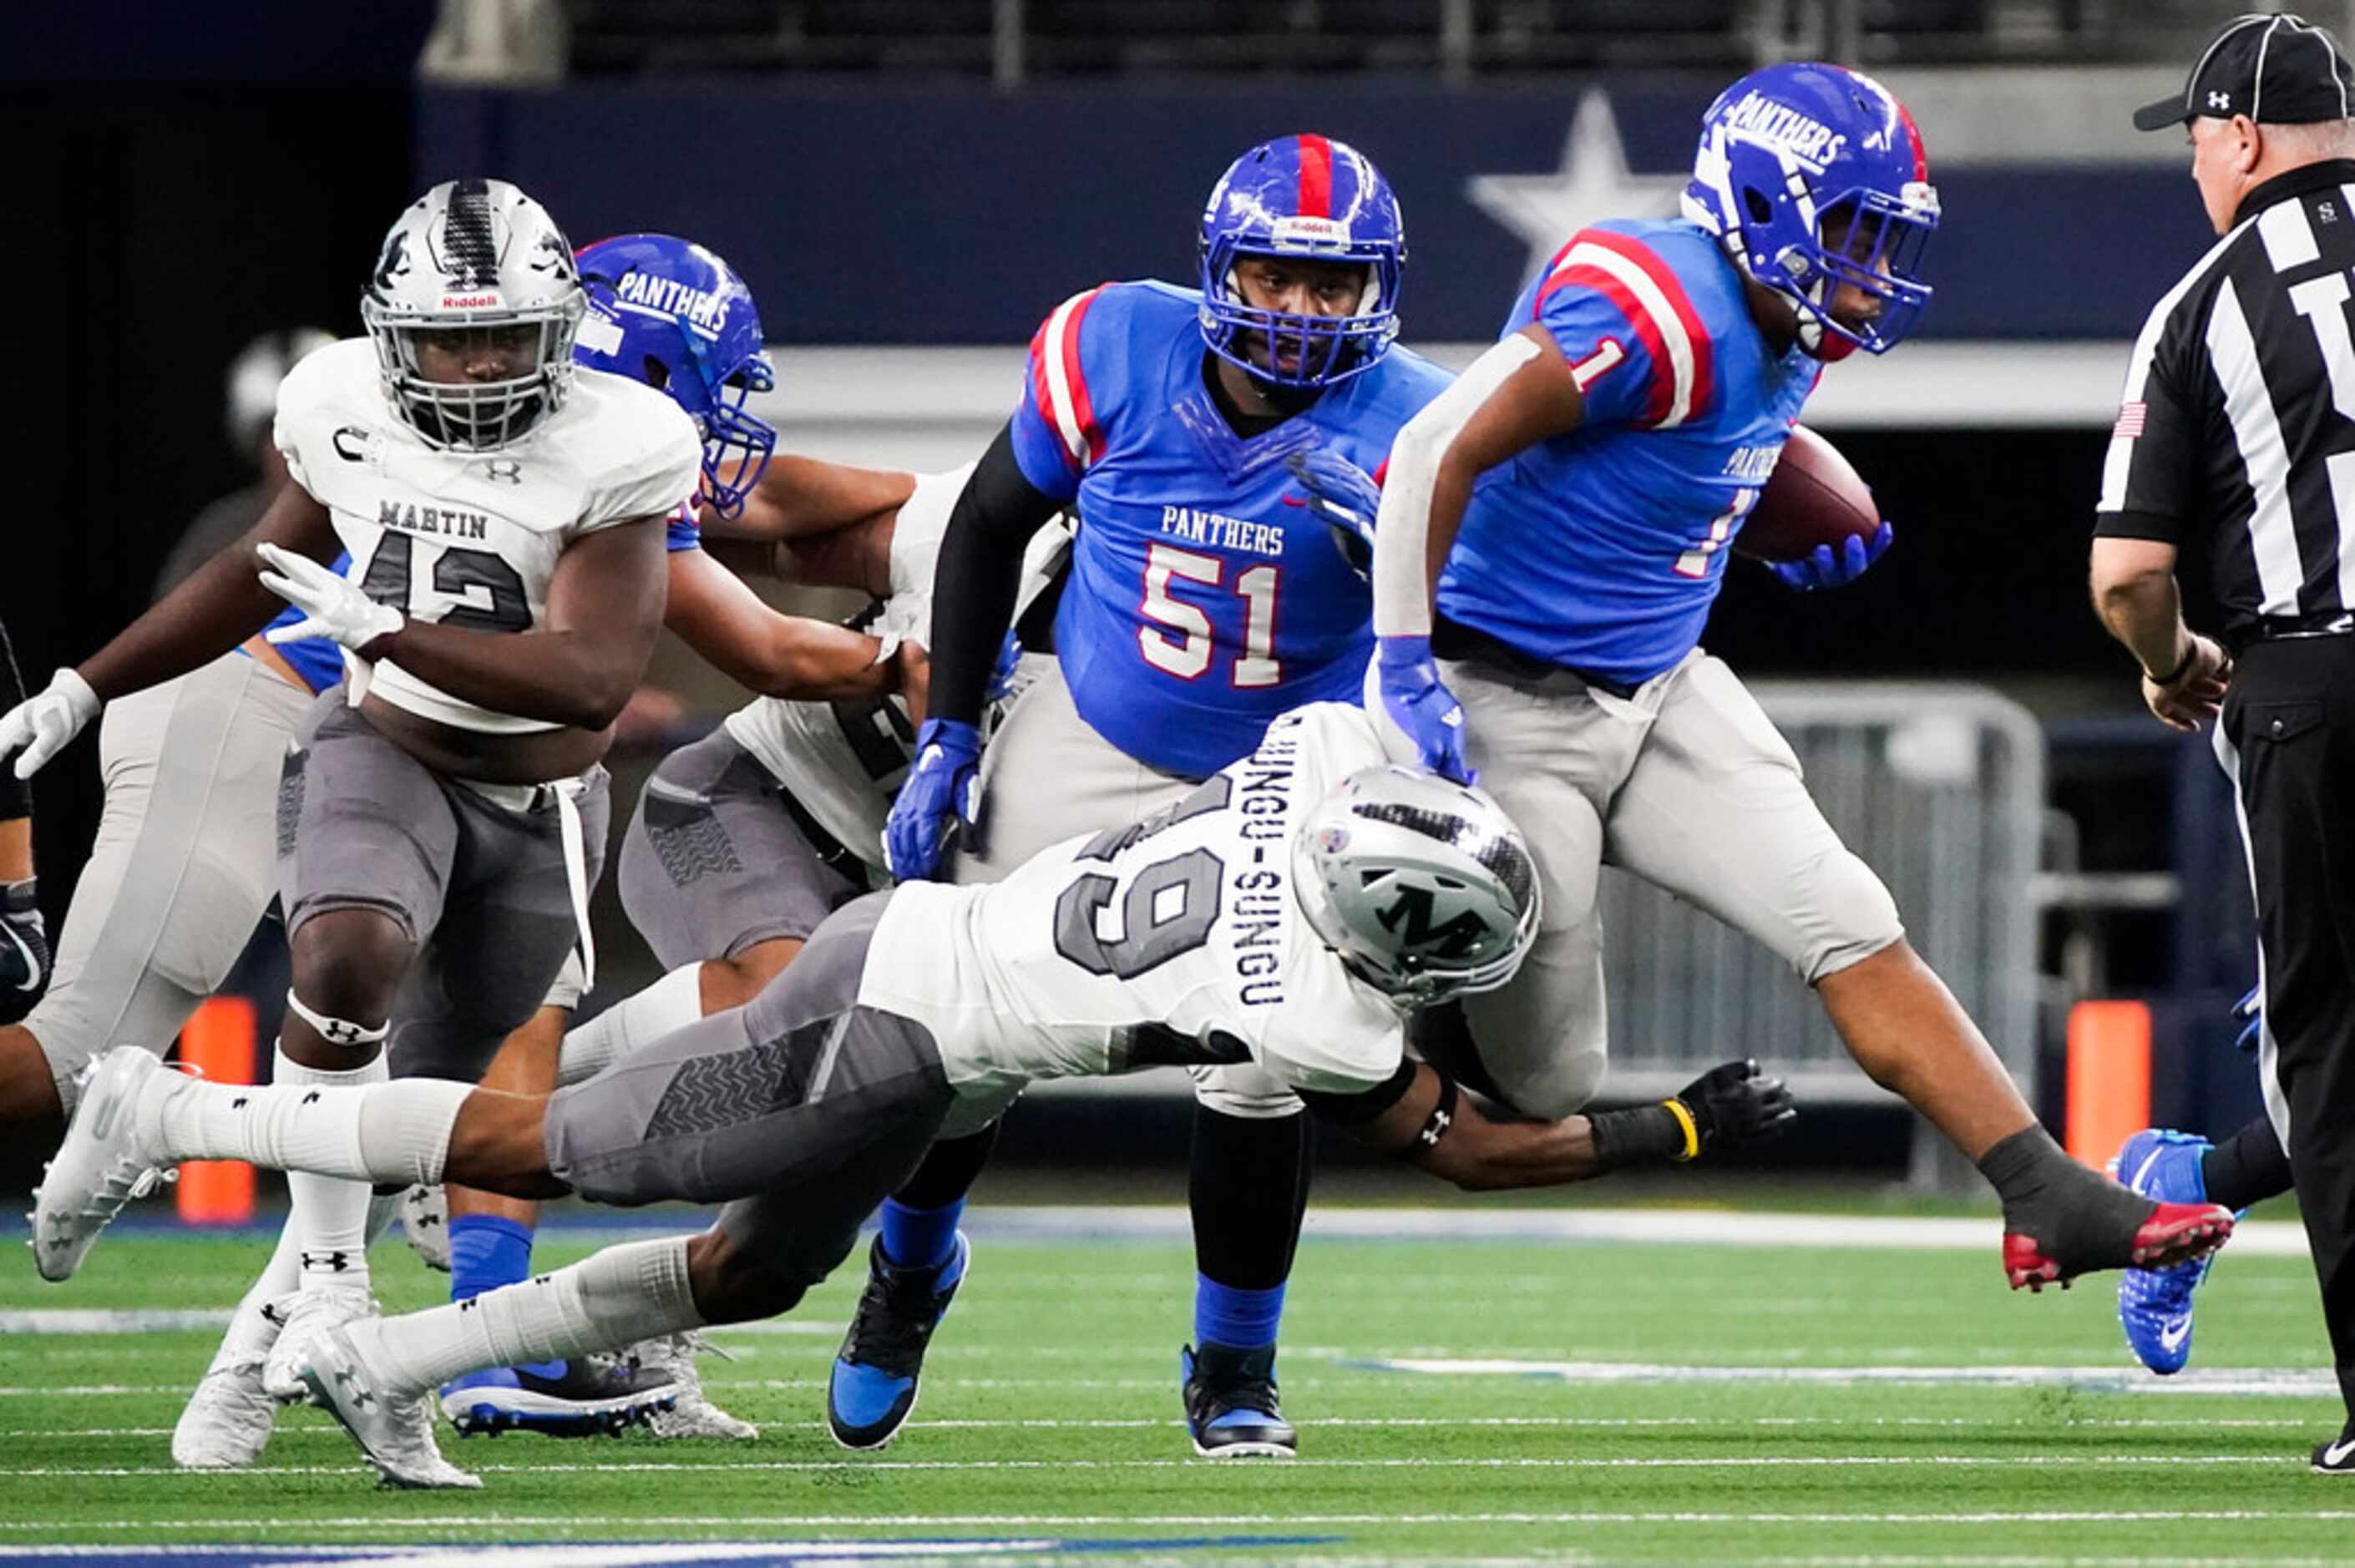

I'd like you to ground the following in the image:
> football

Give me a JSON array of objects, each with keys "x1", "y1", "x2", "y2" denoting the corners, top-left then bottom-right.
[{"x1": 1735, "y1": 425, "x2": 1881, "y2": 563}]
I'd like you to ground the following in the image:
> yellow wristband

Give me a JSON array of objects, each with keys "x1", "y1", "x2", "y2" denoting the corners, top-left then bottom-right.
[{"x1": 1662, "y1": 1096, "x2": 1701, "y2": 1162}]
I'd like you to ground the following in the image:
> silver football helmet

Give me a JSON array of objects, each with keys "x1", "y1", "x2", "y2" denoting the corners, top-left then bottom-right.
[
  {"x1": 359, "y1": 178, "x2": 585, "y2": 451},
  {"x1": 1291, "y1": 764, "x2": 1541, "y2": 1005}
]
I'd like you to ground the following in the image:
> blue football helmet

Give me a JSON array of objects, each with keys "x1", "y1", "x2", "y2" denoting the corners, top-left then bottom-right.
[
  {"x1": 573, "y1": 233, "x2": 777, "y2": 517},
  {"x1": 1198, "y1": 134, "x2": 1405, "y2": 390},
  {"x1": 1681, "y1": 63, "x2": 1939, "y2": 359}
]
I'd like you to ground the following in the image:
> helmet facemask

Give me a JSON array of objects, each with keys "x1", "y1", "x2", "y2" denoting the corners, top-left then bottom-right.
[
  {"x1": 1199, "y1": 241, "x2": 1400, "y2": 392},
  {"x1": 363, "y1": 304, "x2": 585, "y2": 452}
]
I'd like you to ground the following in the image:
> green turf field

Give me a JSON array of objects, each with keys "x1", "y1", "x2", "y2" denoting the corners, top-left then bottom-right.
[{"x1": 0, "y1": 1211, "x2": 2346, "y2": 1565}]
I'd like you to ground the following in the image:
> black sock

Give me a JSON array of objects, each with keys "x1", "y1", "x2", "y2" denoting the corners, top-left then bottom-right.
[
  {"x1": 2202, "y1": 1115, "x2": 2294, "y2": 1211},
  {"x1": 1975, "y1": 1123, "x2": 2151, "y2": 1270},
  {"x1": 892, "y1": 1120, "x2": 1001, "y2": 1211},
  {"x1": 1189, "y1": 1105, "x2": 1310, "y2": 1290}
]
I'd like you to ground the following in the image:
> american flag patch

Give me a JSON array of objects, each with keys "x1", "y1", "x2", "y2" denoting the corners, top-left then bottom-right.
[{"x1": 2113, "y1": 402, "x2": 2147, "y2": 439}]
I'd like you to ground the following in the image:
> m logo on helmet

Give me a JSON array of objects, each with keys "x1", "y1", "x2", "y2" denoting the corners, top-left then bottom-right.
[{"x1": 1375, "y1": 883, "x2": 1492, "y2": 960}]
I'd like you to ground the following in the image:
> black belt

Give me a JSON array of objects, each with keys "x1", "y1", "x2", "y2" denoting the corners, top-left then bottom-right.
[
  {"x1": 1431, "y1": 615, "x2": 1641, "y2": 701},
  {"x1": 2226, "y1": 611, "x2": 2355, "y2": 655}
]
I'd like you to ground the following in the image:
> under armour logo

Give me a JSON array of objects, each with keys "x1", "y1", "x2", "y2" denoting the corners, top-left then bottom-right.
[
  {"x1": 301, "y1": 1249, "x2": 352, "y2": 1272},
  {"x1": 2210, "y1": 90, "x2": 2231, "y2": 109},
  {"x1": 483, "y1": 458, "x2": 523, "y2": 484},
  {"x1": 230, "y1": 1096, "x2": 248, "y2": 1110},
  {"x1": 301, "y1": 1090, "x2": 322, "y2": 1105},
  {"x1": 319, "y1": 1019, "x2": 363, "y2": 1045},
  {"x1": 1419, "y1": 1108, "x2": 1453, "y2": 1147}
]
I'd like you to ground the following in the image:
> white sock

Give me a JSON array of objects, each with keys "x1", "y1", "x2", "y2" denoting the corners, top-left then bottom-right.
[
  {"x1": 278, "y1": 1047, "x2": 387, "y2": 1291},
  {"x1": 556, "y1": 963, "x2": 706, "y2": 1087},
  {"x1": 362, "y1": 1235, "x2": 703, "y2": 1395},
  {"x1": 213, "y1": 1220, "x2": 302, "y2": 1368},
  {"x1": 152, "y1": 1063, "x2": 467, "y2": 1190}
]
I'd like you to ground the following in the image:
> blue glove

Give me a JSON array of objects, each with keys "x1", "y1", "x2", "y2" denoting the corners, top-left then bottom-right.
[
  {"x1": 0, "y1": 878, "x2": 50, "y2": 1026},
  {"x1": 1767, "y1": 520, "x2": 1893, "y2": 592},
  {"x1": 1285, "y1": 448, "x2": 1381, "y2": 581},
  {"x1": 884, "y1": 717, "x2": 983, "y2": 882},
  {"x1": 1376, "y1": 635, "x2": 1476, "y2": 785},
  {"x1": 985, "y1": 630, "x2": 1023, "y2": 706},
  {"x1": 2233, "y1": 983, "x2": 2262, "y2": 1055}
]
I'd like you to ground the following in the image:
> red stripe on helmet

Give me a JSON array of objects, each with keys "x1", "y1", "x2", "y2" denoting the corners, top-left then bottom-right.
[
  {"x1": 1896, "y1": 102, "x2": 1928, "y2": 182},
  {"x1": 1297, "y1": 134, "x2": 1334, "y2": 220}
]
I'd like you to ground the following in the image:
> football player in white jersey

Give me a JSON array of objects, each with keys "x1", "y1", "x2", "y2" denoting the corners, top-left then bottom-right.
[
  {"x1": 38, "y1": 704, "x2": 1793, "y2": 1487},
  {"x1": 5, "y1": 179, "x2": 709, "y2": 1405}
]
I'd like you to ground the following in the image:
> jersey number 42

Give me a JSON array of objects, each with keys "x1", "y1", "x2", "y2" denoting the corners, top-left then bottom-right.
[{"x1": 357, "y1": 533, "x2": 532, "y2": 634}]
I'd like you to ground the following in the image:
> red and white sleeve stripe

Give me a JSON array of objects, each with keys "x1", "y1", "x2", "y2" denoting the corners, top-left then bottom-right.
[
  {"x1": 1028, "y1": 286, "x2": 1108, "y2": 473},
  {"x1": 1536, "y1": 230, "x2": 1715, "y2": 428}
]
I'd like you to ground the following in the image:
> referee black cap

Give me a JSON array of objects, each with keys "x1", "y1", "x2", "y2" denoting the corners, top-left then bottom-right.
[{"x1": 2133, "y1": 12, "x2": 2355, "y2": 131}]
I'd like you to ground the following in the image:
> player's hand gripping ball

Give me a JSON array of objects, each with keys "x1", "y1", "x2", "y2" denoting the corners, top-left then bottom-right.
[
  {"x1": 0, "y1": 668, "x2": 99, "y2": 781},
  {"x1": 1375, "y1": 635, "x2": 1475, "y2": 786},
  {"x1": 1669, "y1": 1058, "x2": 1797, "y2": 1158},
  {"x1": 1284, "y1": 448, "x2": 1382, "y2": 580},
  {"x1": 884, "y1": 716, "x2": 985, "y2": 882},
  {"x1": 1740, "y1": 426, "x2": 1890, "y2": 589},
  {"x1": 1768, "y1": 520, "x2": 1893, "y2": 592}
]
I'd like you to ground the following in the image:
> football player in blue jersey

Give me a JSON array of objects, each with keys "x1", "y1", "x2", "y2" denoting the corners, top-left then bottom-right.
[
  {"x1": 1344, "y1": 62, "x2": 2235, "y2": 1289},
  {"x1": 863, "y1": 134, "x2": 1452, "y2": 1459}
]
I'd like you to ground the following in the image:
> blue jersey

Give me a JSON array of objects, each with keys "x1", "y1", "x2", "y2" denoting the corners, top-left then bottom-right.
[
  {"x1": 1437, "y1": 220, "x2": 1821, "y2": 686},
  {"x1": 1008, "y1": 281, "x2": 1450, "y2": 778},
  {"x1": 256, "y1": 552, "x2": 351, "y2": 695}
]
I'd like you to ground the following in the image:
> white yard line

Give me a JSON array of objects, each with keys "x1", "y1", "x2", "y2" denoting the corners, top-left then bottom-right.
[
  {"x1": 1347, "y1": 1359, "x2": 2340, "y2": 1397},
  {"x1": 3, "y1": 1510, "x2": 2353, "y2": 1531}
]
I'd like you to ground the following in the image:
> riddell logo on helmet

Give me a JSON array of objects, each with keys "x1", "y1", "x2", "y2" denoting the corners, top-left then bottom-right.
[
  {"x1": 1271, "y1": 215, "x2": 1352, "y2": 246},
  {"x1": 439, "y1": 292, "x2": 503, "y2": 309}
]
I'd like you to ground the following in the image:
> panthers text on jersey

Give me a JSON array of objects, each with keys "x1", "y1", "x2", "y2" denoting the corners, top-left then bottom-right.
[
  {"x1": 1008, "y1": 281, "x2": 1451, "y2": 779},
  {"x1": 271, "y1": 338, "x2": 702, "y2": 734},
  {"x1": 1437, "y1": 219, "x2": 1823, "y2": 687},
  {"x1": 857, "y1": 702, "x2": 1405, "y2": 1121},
  {"x1": 718, "y1": 464, "x2": 1062, "y2": 872}
]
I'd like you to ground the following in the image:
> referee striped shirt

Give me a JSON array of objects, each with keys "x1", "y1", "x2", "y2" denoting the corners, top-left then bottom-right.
[{"x1": 2099, "y1": 158, "x2": 2355, "y2": 639}]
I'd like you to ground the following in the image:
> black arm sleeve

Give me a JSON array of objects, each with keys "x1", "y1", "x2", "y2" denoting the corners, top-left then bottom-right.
[
  {"x1": 1294, "y1": 1058, "x2": 1419, "y2": 1127},
  {"x1": 926, "y1": 420, "x2": 1066, "y2": 730},
  {"x1": 0, "y1": 616, "x2": 28, "y2": 820}
]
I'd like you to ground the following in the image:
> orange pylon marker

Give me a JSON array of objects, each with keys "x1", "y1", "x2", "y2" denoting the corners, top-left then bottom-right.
[
  {"x1": 175, "y1": 996, "x2": 257, "y2": 1225},
  {"x1": 2065, "y1": 999, "x2": 2153, "y2": 1169}
]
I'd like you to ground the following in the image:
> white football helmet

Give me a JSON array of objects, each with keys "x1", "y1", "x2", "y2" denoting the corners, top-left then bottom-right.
[
  {"x1": 359, "y1": 178, "x2": 585, "y2": 451},
  {"x1": 1291, "y1": 764, "x2": 1541, "y2": 1006}
]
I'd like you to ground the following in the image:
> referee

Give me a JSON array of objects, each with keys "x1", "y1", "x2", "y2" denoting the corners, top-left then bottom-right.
[{"x1": 2094, "y1": 11, "x2": 2355, "y2": 1473}]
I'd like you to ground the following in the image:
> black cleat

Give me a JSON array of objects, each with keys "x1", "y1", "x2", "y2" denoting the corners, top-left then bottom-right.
[
  {"x1": 2313, "y1": 1421, "x2": 2355, "y2": 1474},
  {"x1": 1180, "y1": 1341, "x2": 1296, "y2": 1459}
]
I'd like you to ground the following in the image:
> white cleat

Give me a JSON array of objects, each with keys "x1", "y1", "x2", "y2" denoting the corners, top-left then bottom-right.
[
  {"x1": 398, "y1": 1183, "x2": 450, "y2": 1272},
  {"x1": 172, "y1": 1350, "x2": 276, "y2": 1469},
  {"x1": 300, "y1": 1323, "x2": 481, "y2": 1490},
  {"x1": 262, "y1": 1284, "x2": 378, "y2": 1404},
  {"x1": 632, "y1": 1333, "x2": 758, "y2": 1440},
  {"x1": 31, "y1": 1045, "x2": 173, "y2": 1282}
]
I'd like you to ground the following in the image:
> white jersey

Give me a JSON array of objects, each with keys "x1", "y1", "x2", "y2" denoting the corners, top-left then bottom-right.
[
  {"x1": 723, "y1": 463, "x2": 1066, "y2": 869},
  {"x1": 274, "y1": 338, "x2": 701, "y2": 734},
  {"x1": 858, "y1": 703, "x2": 1405, "y2": 1111}
]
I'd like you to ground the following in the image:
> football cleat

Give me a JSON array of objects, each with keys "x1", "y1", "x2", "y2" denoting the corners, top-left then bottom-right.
[
  {"x1": 2109, "y1": 1129, "x2": 2227, "y2": 1373},
  {"x1": 827, "y1": 1232, "x2": 970, "y2": 1450},
  {"x1": 172, "y1": 1350, "x2": 276, "y2": 1469},
  {"x1": 31, "y1": 1045, "x2": 175, "y2": 1282},
  {"x1": 633, "y1": 1333, "x2": 758, "y2": 1440},
  {"x1": 2004, "y1": 1201, "x2": 2234, "y2": 1292},
  {"x1": 2314, "y1": 1421, "x2": 2355, "y2": 1474},
  {"x1": 398, "y1": 1184, "x2": 451, "y2": 1272},
  {"x1": 1180, "y1": 1341, "x2": 1297, "y2": 1459},
  {"x1": 262, "y1": 1284, "x2": 379, "y2": 1403},
  {"x1": 300, "y1": 1323, "x2": 481, "y2": 1490},
  {"x1": 440, "y1": 1356, "x2": 680, "y2": 1438}
]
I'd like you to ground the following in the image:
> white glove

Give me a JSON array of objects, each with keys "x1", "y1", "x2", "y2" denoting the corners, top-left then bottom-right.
[
  {"x1": 256, "y1": 543, "x2": 403, "y2": 653},
  {"x1": 0, "y1": 668, "x2": 99, "y2": 781}
]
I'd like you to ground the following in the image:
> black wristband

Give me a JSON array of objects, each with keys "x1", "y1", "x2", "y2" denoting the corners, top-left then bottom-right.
[
  {"x1": 2144, "y1": 640, "x2": 2197, "y2": 686},
  {"x1": 1588, "y1": 1103, "x2": 1688, "y2": 1171},
  {"x1": 1409, "y1": 1073, "x2": 1460, "y2": 1156}
]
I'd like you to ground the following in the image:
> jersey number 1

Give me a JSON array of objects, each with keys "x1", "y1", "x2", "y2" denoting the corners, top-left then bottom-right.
[
  {"x1": 357, "y1": 532, "x2": 532, "y2": 634},
  {"x1": 1138, "y1": 544, "x2": 1280, "y2": 687}
]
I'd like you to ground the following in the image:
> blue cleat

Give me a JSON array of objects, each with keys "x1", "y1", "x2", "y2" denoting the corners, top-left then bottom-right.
[
  {"x1": 438, "y1": 1356, "x2": 678, "y2": 1438},
  {"x1": 827, "y1": 1232, "x2": 970, "y2": 1450},
  {"x1": 1180, "y1": 1341, "x2": 1296, "y2": 1459},
  {"x1": 2108, "y1": 1129, "x2": 2226, "y2": 1374}
]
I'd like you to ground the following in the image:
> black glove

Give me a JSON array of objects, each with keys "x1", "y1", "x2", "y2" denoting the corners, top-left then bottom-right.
[
  {"x1": 1669, "y1": 1058, "x2": 1797, "y2": 1158},
  {"x1": 0, "y1": 878, "x2": 50, "y2": 1025}
]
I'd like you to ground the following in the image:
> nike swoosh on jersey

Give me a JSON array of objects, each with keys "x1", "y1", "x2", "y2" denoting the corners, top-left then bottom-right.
[{"x1": 0, "y1": 920, "x2": 40, "y2": 992}]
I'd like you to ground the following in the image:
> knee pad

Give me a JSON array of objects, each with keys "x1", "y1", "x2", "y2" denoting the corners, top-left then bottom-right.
[
  {"x1": 1798, "y1": 849, "x2": 1906, "y2": 984},
  {"x1": 284, "y1": 989, "x2": 390, "y2": 1052},
  {"x1": 1189, "y1": 1060, "x2": 1304, "y2": 1120}
]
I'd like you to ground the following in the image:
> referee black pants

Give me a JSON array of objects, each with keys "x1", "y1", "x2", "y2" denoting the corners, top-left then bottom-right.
[{"x1": 2221, "y1": 635, "x2": 2355, "y2": 1419}]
